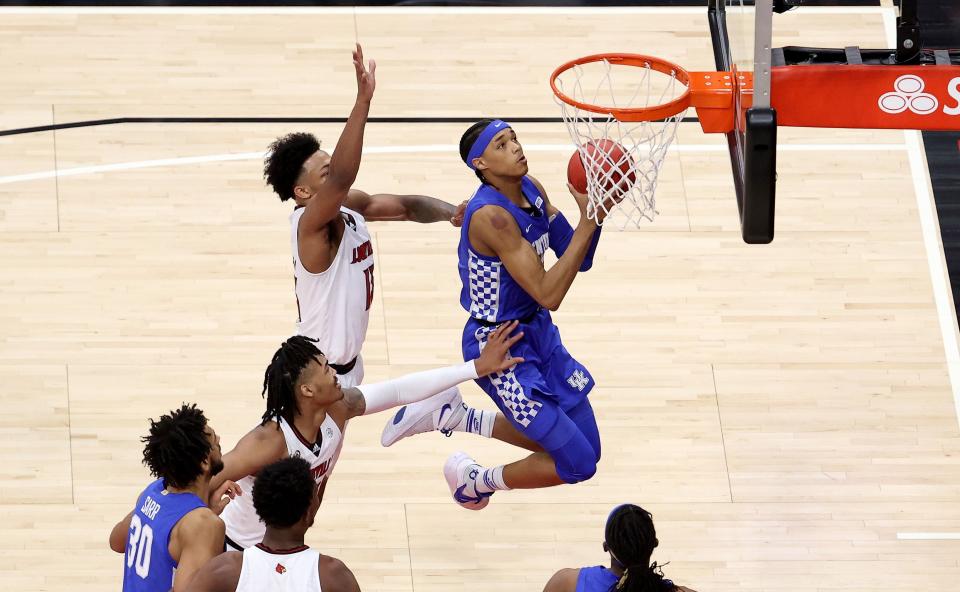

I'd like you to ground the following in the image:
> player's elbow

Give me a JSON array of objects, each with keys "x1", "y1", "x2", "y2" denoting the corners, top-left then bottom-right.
[
  {"x1": 108, "y1": 530, "x2": 126, "y2": 553},
  {"x1": 538, "y1": 293, "x2": 563, "y2": 311}
]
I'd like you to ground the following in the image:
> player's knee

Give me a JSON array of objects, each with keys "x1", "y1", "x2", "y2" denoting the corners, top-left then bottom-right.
[{"x1": 556, "y1": 455, "x2": 598, "y2": 484}]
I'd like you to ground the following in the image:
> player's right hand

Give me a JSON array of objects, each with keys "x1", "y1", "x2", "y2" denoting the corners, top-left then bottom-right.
[
  {"x1": 567, "y1": 182, "x2": 600, "y2": 226},
  {"x1": 210, "y1": 480, "x2": 242, "y2": 515},
  {"x1": 473, "y1": 320, "x2": 525, "y2": 376},
  {"x1": 353, "y1": 43, "x2": 376, "y2": 103},
  {"x1": 568, "y1": 182, "x2": 613, "y2": 226}
]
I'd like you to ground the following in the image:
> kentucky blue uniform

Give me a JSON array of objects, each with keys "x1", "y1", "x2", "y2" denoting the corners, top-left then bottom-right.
[
  {"x1": 576, "y1": 566, "x2": 674, "y2": 592},
  {"x1": 459, "y1": 175, "x2": 601, "y2": 483},
  {"x1": 122, "y1": 479, "x2": 206, "y2": 592}
]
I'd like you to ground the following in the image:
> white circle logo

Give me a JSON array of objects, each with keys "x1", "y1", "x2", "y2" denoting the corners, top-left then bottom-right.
[{"x1": 879, "y1": 75, "x2": 939, "y2": 115}]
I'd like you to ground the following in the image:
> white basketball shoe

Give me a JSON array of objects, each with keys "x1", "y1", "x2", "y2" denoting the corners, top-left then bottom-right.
[
  {"x1": 380, "y1": 387, "x2": 466, "y2": 447},
  {"x1": 443, "y1": 451, "x2": 492, "y2": 510}
]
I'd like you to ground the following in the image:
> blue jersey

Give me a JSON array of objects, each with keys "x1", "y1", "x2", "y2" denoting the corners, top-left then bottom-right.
[
  {"x1": 458, "y1": 176, "x2": 550, "y2": 323},
  {"x1": 122, "y1": 479, "x2": 206, "y2": 592},
  {"x1": 575, "y1": 566, "x2": 674, "y2": 592}
]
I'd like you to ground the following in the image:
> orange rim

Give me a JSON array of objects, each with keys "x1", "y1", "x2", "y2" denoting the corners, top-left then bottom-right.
[{"x1": 550, "y1": 53, "x2": 693, "y2": 122}]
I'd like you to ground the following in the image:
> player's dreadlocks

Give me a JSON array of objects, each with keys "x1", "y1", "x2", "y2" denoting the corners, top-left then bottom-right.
[
  {"x1": 605, "y1": 504, "x2": 672, "y2": 592},
  {"x1": 253, "y1": 456, "x2": 316, "y2": 529},
  {"x1": 263, "y1": 132, "x2": 321, "y2": 202},
  {"x1": 460, "y1": 119, "x2": 495, "y2": 185},
  {"x1": 141, "y1": 403, "x2": 212, "y2": 489},
  {"x1": 261, "y1": 335, "x2": 325, "y2": 427}
]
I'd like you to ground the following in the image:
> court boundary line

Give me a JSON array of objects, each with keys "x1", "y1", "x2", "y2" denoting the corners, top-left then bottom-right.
[
  {"x1": 0, "y1": 142, "x2": 910, "y2": 186},
  {"x1": 0, "y1": 116, "x2": 601, "y2": 138},
  {"x1": 896, "y1": 532, "x2": 960, "y2": 540},
  {"x1": 881, "y1": 8, "x2": 960, "y2": 430}
]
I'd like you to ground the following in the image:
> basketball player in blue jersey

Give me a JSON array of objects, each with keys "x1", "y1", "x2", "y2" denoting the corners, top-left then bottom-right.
[
  {"x1": 185, "y1": 457, "x2": 360, "y2": 592},
  {"x1": 387, "y1": 118, "x2": 608, "y2": 508},
  {"x1": 109, "y1": 404, "x2": 233, "y2": 592},
  {"x1": 542, "y1": 504, "x2": 696, "y2": 592}
]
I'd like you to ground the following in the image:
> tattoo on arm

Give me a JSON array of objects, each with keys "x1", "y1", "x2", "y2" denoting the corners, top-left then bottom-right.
[
  {"x1": 342, "y1": 387, "x2": 366, "y2": 419},
  {"x1": 401, "y1": 195, "x2": 456, "y2": 223}
]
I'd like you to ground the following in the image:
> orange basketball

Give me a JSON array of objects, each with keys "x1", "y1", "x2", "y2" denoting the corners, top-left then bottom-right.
[{"x1": 566, "y1": 140, "x2": 636, "y2": 201}]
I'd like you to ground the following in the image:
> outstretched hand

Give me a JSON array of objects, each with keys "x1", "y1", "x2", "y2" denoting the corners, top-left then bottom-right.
[
  {"x1": 473, "y1": 320, "x2": 525, "y2": 376},
  {"x1": 353, "y1": 43, "x2": 376, "y2": 103},
  {"x1": 451, "y1": 200, "x2": 468, "y2": 227}
]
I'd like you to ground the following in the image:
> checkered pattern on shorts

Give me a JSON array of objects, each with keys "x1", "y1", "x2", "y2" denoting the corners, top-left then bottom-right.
[
  {"x1": 488, "y1": 369, "x2": 542, "y2": 427},
  {"x1": 468, "y1": 252, "x2": 501, "y2": 322},
  {"x1": 474, "y1": 325, "x2": 542, "y2": 427}
]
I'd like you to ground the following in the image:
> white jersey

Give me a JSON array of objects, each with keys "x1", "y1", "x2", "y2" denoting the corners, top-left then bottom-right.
[
  {"x1": 236, "y1": 544, "x2": 321, "y2": 592},
  {"x1": 222, "y1": 415, "x2": 344, "y2": 549},
  {"x1": 291, "y1": 206, "x2": 373, "y2": 377}
]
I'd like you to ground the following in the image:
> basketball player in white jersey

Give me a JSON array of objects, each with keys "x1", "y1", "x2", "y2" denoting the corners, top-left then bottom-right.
[
  {"x1": 186, "y1": 456, "x2": 359, "y2": 592},
  {"x1": 211, "y1": 321, "x2": 524, "y2": 550},
  {"x1": 262, "y1": 44, "x2": 465, "y2": 390}
]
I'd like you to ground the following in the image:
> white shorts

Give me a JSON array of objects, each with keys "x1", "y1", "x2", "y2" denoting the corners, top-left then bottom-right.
[{"x1": 336, "y1": 354, "x2": 364, "y2": 389}]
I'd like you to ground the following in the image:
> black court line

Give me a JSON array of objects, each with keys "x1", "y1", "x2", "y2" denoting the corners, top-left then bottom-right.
[{"x1": 0, "y1": 115, "x2": 700, "y2": 137}]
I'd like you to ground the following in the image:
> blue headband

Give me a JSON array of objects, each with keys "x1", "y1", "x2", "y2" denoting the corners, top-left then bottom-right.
[{"x1": 465, "y1": 119, "x2": 511, "y2": 170}]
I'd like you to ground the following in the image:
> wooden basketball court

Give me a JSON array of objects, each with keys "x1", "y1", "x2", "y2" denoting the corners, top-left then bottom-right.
[{"x1": 1, "y1": 5, "x2": 959, "y2": 591}]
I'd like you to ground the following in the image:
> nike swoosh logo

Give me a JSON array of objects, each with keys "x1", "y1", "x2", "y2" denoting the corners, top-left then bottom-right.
[
  {"x1": 494, "y1": 122, "x2": 503, "y2": 128},
  {"x1": 454, "y1": 484, "x2": 491, "y2": 504},
  {"x1": 392, "y1": 406, "x2": 407, "y2": 425},
  {"x1": 437, "y1": 403, "x2": 452, "y2": 427},
  {"x1": 454, "y1": 484, "x2": 479, "y2": 503},
  {"x1": 525, "y1": 224, "x2": 532, "y2": 233}
]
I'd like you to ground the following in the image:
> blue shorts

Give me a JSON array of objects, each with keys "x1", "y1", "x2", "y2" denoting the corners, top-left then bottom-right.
[{"x1": 462, "y1": 310, "x2": 601, "y2": 483}]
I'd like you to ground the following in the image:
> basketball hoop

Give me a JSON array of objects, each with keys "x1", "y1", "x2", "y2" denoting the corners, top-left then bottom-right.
[{"x1": 551, "y1": 53, "x2": 745, "y2": 229}]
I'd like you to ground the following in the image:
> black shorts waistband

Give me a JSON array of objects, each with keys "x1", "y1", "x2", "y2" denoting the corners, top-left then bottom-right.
[
  {"x1": 330, "y1": 356, "x2": 358, "y2": 375},
  {"x1": 224, "y1": 534, "x2": 244, "y2": 552}
]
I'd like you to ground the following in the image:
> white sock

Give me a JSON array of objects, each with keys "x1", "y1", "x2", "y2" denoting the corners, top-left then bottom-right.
[
  {"x1": 474, "y1": 465, "x2": 510, "y2": 494},
  {"x1": 451, "y1": 406, "x2": 495, "y2": 438}
]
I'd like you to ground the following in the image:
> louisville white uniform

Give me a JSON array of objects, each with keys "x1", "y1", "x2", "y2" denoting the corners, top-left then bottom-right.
[
  {"x1": 221, "y1": 415, "x2": 344, "y2": 550},
  {"x1": 291, "y1": 205, "x2": 374, "y2": 388},
  {"x1": 236, "y1": 544, "x2": 322, "y2": 592}
]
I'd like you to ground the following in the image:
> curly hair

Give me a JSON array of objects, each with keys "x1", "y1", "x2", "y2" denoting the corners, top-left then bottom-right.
[
  {"x1": 253, "y1": 456, "x2": 316, "y2": 529},
  {"x1": 459, "y1": 119, "x2": 495, "y2": 185},
  {"x1": 263, "y1": 132, "x2": 321, "y2": 201},
  {"x1": 141, "y1": 403, "x2": 212, "y2": 490}
]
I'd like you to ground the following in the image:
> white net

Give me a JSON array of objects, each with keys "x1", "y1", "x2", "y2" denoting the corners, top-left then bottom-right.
[{"x1": 554, "y1": 58, "x2": 686, "y2": 229}]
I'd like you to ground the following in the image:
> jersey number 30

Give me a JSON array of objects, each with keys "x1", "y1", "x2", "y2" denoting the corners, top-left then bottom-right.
[{"x1": 127, "y1": 515, "x2": 153, "y2": 579}]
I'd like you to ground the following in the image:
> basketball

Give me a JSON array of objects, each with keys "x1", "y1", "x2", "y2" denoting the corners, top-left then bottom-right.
[{"x1": 566, "y1": 139, "x2": 637, "y2": 203}]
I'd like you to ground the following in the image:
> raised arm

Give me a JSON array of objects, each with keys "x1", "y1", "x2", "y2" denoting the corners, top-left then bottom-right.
[
  {"x1": 299, "y1": 44, "x2": 377, "y2": 231},
  {"x1": 344, "y1": 189, "x2": 460, "y2": 224},
  {"x1": 528, "y1": 175, "x2": 601, "y2": 271},
  {"x1": 470, "y1": 185, "x2": 597, "y2": 311},
  {"x1": 206, "y1": 427, "x2": 286, "y2": 506},
  {"x1": 332, "y1": 321, "x2": 525, "y2": 422}
]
